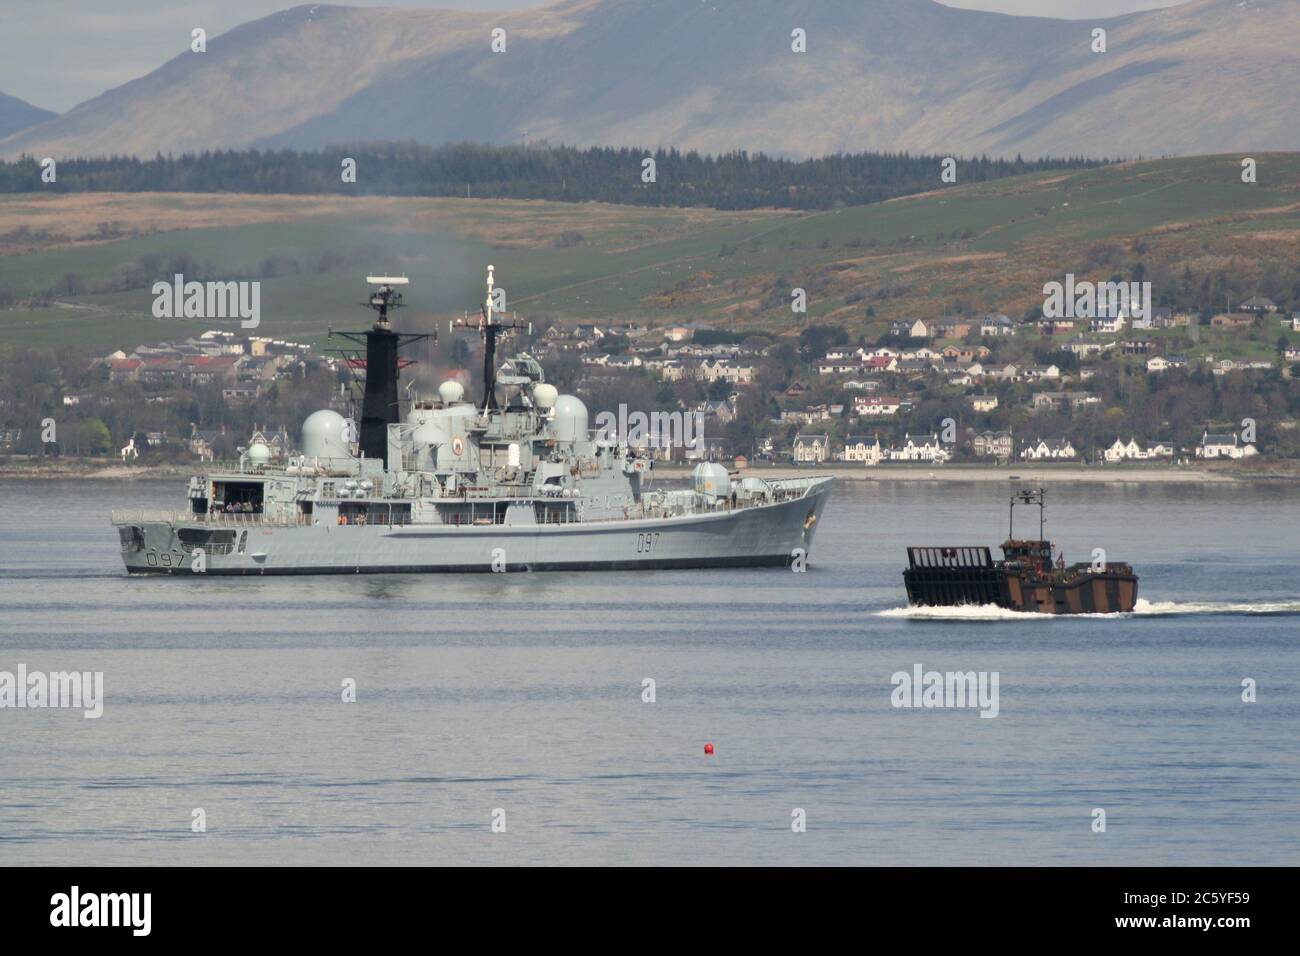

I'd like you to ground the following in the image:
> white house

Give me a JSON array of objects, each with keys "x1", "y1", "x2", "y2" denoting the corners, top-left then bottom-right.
[
  {"x1": 793, "y1": 434, "x2": 830, "y2": 464},
  {"x1": 1146, "y1": 355, "x2": 1188, "y2": 373},
  {"x1": 1066, "y1": 339, "x2": 1113, "y2": 358},
  {"x1": 980, "y1": 314, "x2": 1016, "y2": 337},
  {"x1": 1196, "y1": 431, "x2": 1258, "y2": 460},
  {"x1": 854, "y1": 396, "x2": 903, "y2": 417},
  {"x1": 842, "y1": 435, "x2": 884, "y2": 465},
  {"x1": 965, "y1": 394, "x2": 999, "y2": 412},
  {"x1": 1022, "y1": 364, "x2": 1061, "y2": 382},
  {"x1": 1019, "y1": 438, "x2": 1078, "y2": 460},
  {"x1": 1104, "y1": 437, "x2": 1174, "y2": 462},
  {"x1": 982, "y1": 363, "x2": 1019, "y2": 381},
  {"x1": 888, "y1": 433, "x2": 950, "y2": 463},
  {"x1": 1089, "y1": 314, "x2": 1126, "y2": 334}
]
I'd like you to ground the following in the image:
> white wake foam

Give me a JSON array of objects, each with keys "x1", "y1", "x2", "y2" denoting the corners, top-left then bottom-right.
[
  {"x1": 1129, "y1": 598, "x2": 1300, "y2": 616},
  {"x1": 877, "y1": 598, "x2": 1300, "y2": 621}
]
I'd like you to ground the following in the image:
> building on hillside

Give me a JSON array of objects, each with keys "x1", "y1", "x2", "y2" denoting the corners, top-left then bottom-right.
[
  {"x1": 1103, "y1": 437, "x2": 1175, "y2": 462},
  {"x1": 853, "y1": 395, "x2": 903, "y2": 417},
  {"x1": 1210, "y1": 313, "x2": 1256, "y2": 328},
  {"x1": 1089, "y1": 314, "x2": 1126, "y2": 334},
  {"x1": 971, "y1": 430, "x2": 1014, "y2": 459},
  {"x1": 1196, "y1": 431, "x2": 1258, "y2": 460},
  {"x1": 1032, "y1": 391, "x2": 1100, "y2": 411},
  {"x1": 1239, "y1": 296, "x2": 1278, "y2": 314},
  {"x1": 793, "y1": 434, "x2": 830, "y2": 464},
  {"x1": 842, "y1": 435, "x2": 884, "y2": 465},
  {"x1": 888, "y1": 433, "x2": 949, "y2": 463},
  {"x1": 1146, "y1": 355, "x2": 1188, "y2": 373},
  {"x1": 965, "y1": 394, "x2": 999, "y2": 413},
  {"x1": 1019, "y1": 438, "x2": 1078, "y2": 460},
  {"x1": 979, "y1": 314, "x2": 1016, "y2": 337}
]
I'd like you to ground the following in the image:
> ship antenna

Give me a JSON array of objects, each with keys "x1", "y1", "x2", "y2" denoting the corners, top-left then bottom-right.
[
  {"x1": 451, "y1": 264, "x2": 529, "y2": 412},
  {"x1": 1009, "y1": 487, "x2": 1045, "y2": 541}
]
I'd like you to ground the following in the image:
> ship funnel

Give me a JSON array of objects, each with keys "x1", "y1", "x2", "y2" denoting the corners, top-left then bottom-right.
[
  {"x1": 326, "y1": 276, "x2": 430, "y2": 467},
  {"x1": 359, "y1": 319, "x2": 400, "y2": 463}
]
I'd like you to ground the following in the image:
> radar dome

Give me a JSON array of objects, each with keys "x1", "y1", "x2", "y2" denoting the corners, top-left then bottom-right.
[
  {"x1": 246, "y1": 441, "x2": 272, "y2": 466},
  {"x1": 533, "y1": 383, "x2": 558, "y2": 409},
  {"x1": 438, "y1": 380, "x2": 465, "y2": 404},
  {"x1": 552, "y1": 394, "x2": 589, "y2": 443},
  {"x1": 301, "y1": 409, "x2": 351, "y2": 461}
]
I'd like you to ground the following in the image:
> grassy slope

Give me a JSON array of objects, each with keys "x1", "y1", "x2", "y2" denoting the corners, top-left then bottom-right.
[{"x1": 1, "y1": 153, "x2": 1299, "y2": 355}]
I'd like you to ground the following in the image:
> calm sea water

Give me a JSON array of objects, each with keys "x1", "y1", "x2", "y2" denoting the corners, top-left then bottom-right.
[{"x1": 1, "y1": 477, "x2": 1297, "y2": 866}]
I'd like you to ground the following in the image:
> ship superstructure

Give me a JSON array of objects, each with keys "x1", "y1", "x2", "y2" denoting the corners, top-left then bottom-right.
[{"x1": 112, "y1": 269, "x2": 833, "y2": 575}]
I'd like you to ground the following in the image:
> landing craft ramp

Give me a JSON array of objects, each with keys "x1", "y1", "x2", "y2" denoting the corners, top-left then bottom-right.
[{"x1": 904, "y1": 546, "x2": 1011, "y2": 607}]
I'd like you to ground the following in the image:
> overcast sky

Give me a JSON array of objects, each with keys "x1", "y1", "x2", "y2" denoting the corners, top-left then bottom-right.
[{"x1": 3, "y1": 0, "x2": 1185, "y2": 113}]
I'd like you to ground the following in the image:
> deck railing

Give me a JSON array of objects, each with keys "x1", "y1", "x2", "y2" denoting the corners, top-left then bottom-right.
[{"x1": 110, "y1": 509, "x2": 308, "y2": 528}]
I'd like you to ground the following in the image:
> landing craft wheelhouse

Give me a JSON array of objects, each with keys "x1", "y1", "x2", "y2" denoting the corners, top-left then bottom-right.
[{"x1": 112, "y1": 268, "x2": 833, "y2": 574}]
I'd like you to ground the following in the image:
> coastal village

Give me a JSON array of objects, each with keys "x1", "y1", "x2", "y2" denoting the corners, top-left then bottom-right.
[{"x1": 1, "y1": 293, "x2": 1298, "y2": 467}]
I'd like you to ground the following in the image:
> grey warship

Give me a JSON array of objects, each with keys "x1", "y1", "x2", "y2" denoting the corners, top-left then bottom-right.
[{"x1": 111, "y1": 268, "x2": 834, "y2": 574}]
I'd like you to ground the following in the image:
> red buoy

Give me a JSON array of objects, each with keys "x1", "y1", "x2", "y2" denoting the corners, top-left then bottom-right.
[{"x1": 704, "y1": 743, "x2": 715, "y2": 755}]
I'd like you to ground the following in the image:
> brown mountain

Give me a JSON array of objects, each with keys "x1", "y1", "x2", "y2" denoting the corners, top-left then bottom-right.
[
  {"x1": 2, "y1": 0, "x2": 1296, "y2": 160},
  {"x1": 0, "y1": 91, "x2": 57, "y2": 140}
]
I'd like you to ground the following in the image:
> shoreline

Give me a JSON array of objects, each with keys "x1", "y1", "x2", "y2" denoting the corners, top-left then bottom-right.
[{"x1": 2, "y1": 461, "x2": 1294, "y2": 484}]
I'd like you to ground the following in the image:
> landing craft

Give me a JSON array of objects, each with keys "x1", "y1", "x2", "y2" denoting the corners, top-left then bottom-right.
[
  {"x1": 902, "y1": 489, "x2": 1139, "y2": 613},
  {"x1": 112, "y1": 268, "x2": 834, "y2": 574}
]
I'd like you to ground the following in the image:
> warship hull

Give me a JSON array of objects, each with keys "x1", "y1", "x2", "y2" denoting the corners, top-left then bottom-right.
[{"x1": 114, "y1": 476, "x2": 833, "y2": 575}]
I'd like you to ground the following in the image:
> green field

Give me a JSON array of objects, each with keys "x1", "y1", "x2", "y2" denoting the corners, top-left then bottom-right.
[{"x1": 2, "y1": 152, "x2": 1299, "y2": 354}]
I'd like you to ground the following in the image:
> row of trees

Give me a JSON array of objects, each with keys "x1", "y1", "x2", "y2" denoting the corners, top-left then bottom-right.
[{"x1": 0, "y1": 142, "x2": 1105, "y2": 211}]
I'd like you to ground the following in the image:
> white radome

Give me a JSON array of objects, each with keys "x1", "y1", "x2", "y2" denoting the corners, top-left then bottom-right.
[
  {"x1": 533, "y1": 383, "x2": 558, "y2": 409},
  {"x1": 552, "y1": 394, "x2": 589, "y2": 443},
  {"x1": 301, "y1": 409, "x2": 351, "y2": 460},
  {"x1": 438, "y1": 380, "x2": 466, "y2": 404}
]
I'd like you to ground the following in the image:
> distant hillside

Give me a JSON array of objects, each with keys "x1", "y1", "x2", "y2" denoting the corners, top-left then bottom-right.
[
  {"x1": 0, "y1": 91, "x2": 56, "y2": 140},
  {"x1": 2, "y1": 0, "x2": 1298, "y2": 161},
  {"x1": 3, "y1": 153, "x2": 1300, "y2": 355}
]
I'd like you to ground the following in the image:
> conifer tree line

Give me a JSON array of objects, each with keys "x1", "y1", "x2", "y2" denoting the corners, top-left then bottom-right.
[{"x1": 0, "y1": 142, "x2": 1106, "y2": 210}]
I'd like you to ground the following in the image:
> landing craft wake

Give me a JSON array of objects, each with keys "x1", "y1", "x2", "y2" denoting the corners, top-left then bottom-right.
[{"x1": 879, "y1": 598, "x2": 1300, "y2": 621}]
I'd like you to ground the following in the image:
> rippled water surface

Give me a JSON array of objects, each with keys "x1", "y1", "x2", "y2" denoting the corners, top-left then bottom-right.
[{"x1": 1, "y1": 478, "x2": 1297, "y2": 865}]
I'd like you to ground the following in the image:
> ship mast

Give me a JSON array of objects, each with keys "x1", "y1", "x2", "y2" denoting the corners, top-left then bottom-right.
[
  {"x1": 451, "y1": 265, "x2": 531, "y2": 411},
  {"x1": 1009, "y1": 487, "x2": 1045, "y2": 541}
]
